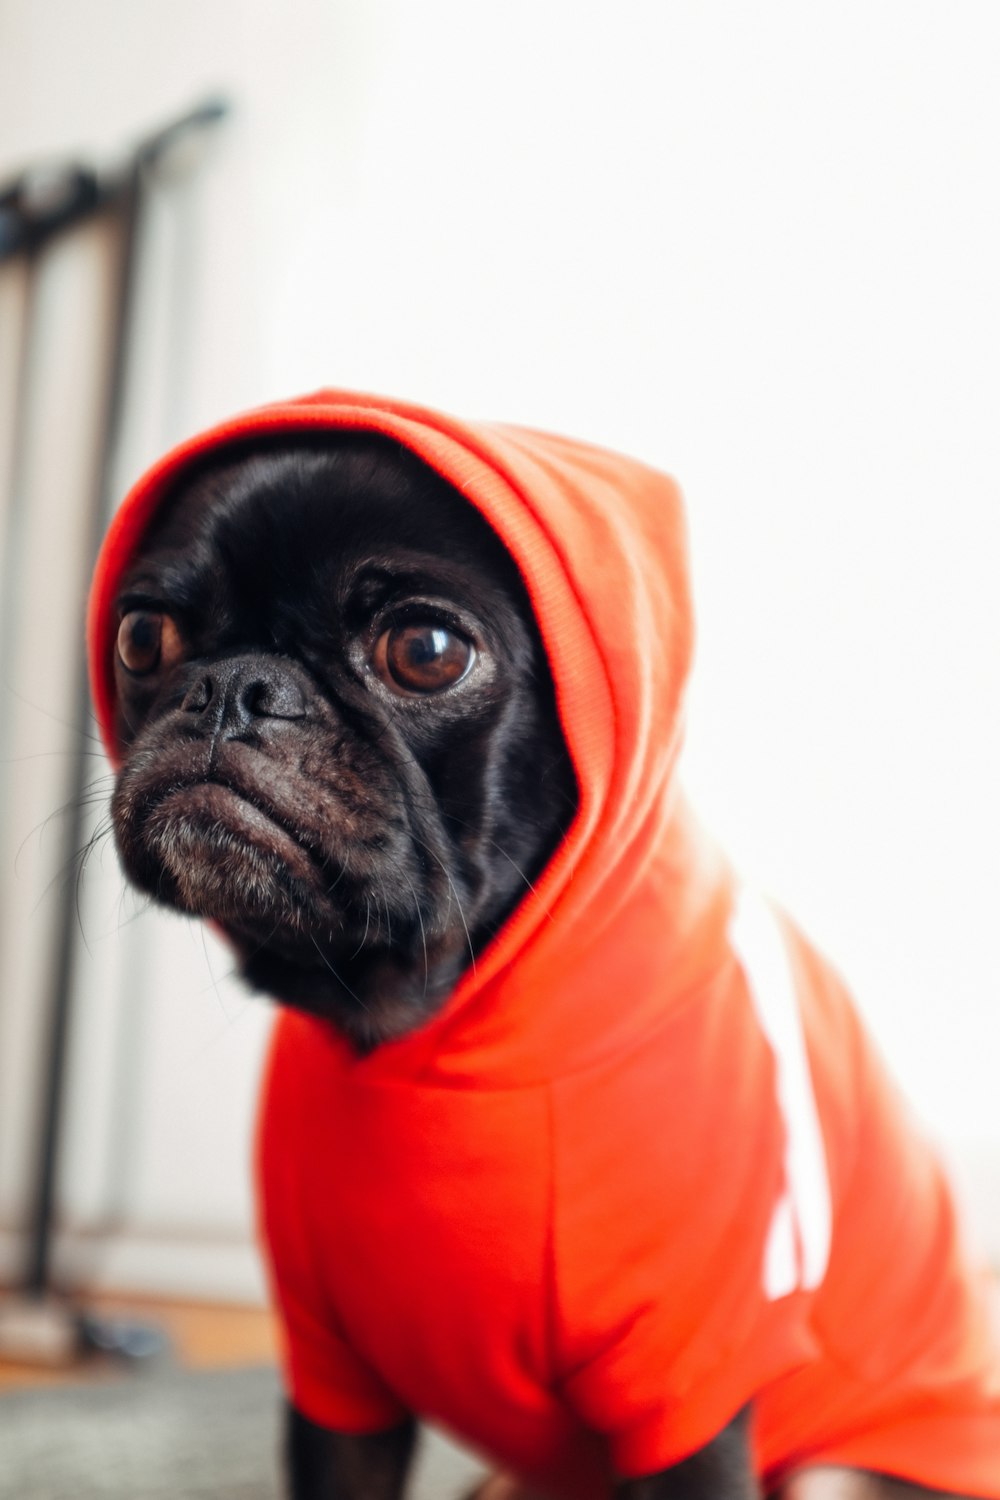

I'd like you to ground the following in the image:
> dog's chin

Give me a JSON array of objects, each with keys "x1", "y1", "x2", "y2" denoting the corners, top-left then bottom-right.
[
  {"x1": 142, "y1": 783, "x2": 330, "y2": 928},
  {"x1": 116, "y1": 778, "x2": 470, "y2": 1052},
  {"x1": 237, "y1": 938, "x2": 468, "y2": 1053}
]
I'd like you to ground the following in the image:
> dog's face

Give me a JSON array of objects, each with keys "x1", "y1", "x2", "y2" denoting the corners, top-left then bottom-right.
[{"x1": 109, "y1": 437, "x2": 577, "y2": 1049}]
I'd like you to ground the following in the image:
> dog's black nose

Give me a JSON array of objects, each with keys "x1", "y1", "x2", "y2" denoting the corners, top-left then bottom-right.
[{"x1": 181, "y1": 656, "x2": 307, "y2": 735}]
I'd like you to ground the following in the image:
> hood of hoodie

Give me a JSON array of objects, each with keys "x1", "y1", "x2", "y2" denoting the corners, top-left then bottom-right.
[{"x1": 88, "y1": 389, "x2": 734, "y2": 1085}]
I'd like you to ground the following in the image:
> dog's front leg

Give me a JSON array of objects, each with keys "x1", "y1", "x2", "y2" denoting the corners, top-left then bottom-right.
[
  {"x1": 286, "y1": 1404, "x2": 416, "y2": 1500},
  {"x1": 470, "y1": 1408, "x2": 756, "y2": 1500},
  {"x1": 615, "y1": 1408, "x2": 757, "y2": 1500}
]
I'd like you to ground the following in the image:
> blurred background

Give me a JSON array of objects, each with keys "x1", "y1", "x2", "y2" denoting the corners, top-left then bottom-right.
[{"x1": 0, "y1": 0, "x2": 997, "y2": 1472}]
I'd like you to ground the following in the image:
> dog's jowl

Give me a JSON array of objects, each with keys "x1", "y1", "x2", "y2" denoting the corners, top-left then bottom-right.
[{"x1": 88, "y1": 392, "x2": 1000, "y2": 1500}]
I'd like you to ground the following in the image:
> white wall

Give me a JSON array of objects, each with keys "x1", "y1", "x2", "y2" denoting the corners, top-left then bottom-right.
[{"x1": 1, "y1": 0, "x2": 998, "y2": 1297}]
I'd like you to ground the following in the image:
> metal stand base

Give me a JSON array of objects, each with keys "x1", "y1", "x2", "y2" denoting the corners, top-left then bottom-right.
[{"x1": 0, "y1": 1292, "x2": 168, "y2": 1368}]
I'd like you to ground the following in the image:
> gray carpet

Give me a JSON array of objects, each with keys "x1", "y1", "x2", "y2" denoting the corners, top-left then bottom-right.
[{"x1": 0, "y1": 1366, "x2": 487, "y2": 1500}]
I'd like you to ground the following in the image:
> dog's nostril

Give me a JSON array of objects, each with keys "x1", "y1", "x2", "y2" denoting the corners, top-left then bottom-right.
[
  {"x1": 240, "y1": 676, "x2": 306, "y2": 720},
  {"x1": 178, "y1": 659, "x2": 307, "y2": 729},
  {"x1": 181, "y1": 675, "x2": 215, "y2": 713}
]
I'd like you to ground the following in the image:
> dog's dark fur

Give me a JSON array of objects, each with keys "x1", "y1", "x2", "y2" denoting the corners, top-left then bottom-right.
[{"x1": 108, "y1": 438, "x2": 968, "y2": 1500}]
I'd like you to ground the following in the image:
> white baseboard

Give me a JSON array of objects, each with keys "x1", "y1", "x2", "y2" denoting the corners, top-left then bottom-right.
[{"x1": 0, "y1": 1226, "x2": 269, "y2": 1305}]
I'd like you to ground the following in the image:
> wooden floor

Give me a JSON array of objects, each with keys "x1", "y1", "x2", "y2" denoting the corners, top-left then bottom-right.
[{"x1": 0, "y1": 1292, "x2": 278, "y2": 1391}]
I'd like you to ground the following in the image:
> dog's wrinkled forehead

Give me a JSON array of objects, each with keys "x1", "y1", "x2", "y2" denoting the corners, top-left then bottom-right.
[{"x1": 125, "y1": 434, "x2": 529, "y2": 628}]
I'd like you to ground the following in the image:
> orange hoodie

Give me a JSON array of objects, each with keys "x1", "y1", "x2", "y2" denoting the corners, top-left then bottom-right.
[{"x1": 89, "y1": 391, "x2": 1000, "y2": 1495}]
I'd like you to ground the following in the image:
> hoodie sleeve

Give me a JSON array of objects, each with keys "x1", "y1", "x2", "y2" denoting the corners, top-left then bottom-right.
[
  {"x1": 547, "y1": 920, "x2": 827, "y2": 1477},
  {"x1": 256, "y1": 1014, "x2": 408, "y2": 1434}
]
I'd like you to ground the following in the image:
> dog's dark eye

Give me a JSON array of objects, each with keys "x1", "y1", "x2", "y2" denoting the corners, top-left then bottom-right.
[
  {"x1": 376, "y1": 623, "x2": 474, "y2": 694},
  {"x1": 116, "y1": 610, "x2": 182, "y2": 676}
]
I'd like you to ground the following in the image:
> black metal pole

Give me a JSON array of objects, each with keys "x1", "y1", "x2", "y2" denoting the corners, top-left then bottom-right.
[
  {"x1": 12, "y1": 98, "x2": 229, "y2": 1308},
  {"x1": 24, "y1": 172, "x2": 142, "y2": 1296}
]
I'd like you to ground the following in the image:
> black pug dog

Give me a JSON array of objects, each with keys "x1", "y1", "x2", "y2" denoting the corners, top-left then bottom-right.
[
  {"x1": 110, "y1": 436, "x2": 576, "y2": 1055},
  {"x1": 97, "y1": 413, "x2": 998, "y2": 1500}
]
